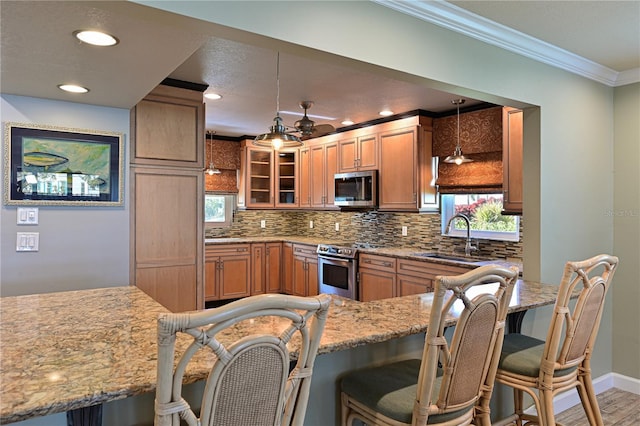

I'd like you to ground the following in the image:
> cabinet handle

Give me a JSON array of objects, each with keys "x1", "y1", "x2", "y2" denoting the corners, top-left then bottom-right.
[
  {"x1": 362, "y1": 259, "x2": 371, "y2": 264},
  {"x1": 237, "y1": 248, "x2": 248, "y2": 252},
  {"x1": 383, "y1": 262, "x2": 393, "y2": 267}
]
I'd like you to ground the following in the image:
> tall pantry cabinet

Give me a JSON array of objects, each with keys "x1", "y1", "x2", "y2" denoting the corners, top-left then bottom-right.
[{"x1": 130, "y1": 84, "x2": 205, "y2": 312}]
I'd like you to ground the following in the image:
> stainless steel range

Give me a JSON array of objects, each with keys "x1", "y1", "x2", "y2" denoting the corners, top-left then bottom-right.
[{"x1": 317, "y1": 242, "x2": 363, "y2": 300}]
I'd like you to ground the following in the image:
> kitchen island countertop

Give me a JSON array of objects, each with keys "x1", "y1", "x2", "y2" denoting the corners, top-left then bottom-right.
[{"x1": 0, "y1": 279, "x2": 554, "y2": 424}]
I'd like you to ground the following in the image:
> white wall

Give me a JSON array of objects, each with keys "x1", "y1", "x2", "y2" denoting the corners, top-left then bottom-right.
[{"x1": 0, "y1": 95, "x2": 130, "y2": 296}]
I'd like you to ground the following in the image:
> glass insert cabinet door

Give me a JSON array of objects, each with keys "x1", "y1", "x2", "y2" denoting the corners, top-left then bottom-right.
[
  {"x1": 248, "y1": 148, "x2": 273, "y2": 206},
  {"x1": 276, "y1": 151, "x2": 297, "y2": 207}
]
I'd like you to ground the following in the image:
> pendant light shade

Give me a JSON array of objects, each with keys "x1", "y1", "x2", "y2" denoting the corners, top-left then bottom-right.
[
  {"x1": 205, "y1": 132, "x2": 221, "y2": 175},
  {"x1": 444, "y1": 99, "x2": 473, "y2": 165},
  {"x1": 254, "y1": 53, "x2": 302, "y2": 150}
]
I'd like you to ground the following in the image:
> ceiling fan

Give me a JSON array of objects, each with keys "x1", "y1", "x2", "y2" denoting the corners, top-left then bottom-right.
[{"x1": 290, "y1": 101, "x2": 336, "y2": 140}]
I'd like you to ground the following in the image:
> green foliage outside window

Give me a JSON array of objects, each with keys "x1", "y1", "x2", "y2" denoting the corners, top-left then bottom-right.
[
  {"x1": 453, "y1": 195, "x2": 517, "y2": 232},
  {"x1": 204, "y1": 195, "x2": 225, "y2": 222}
]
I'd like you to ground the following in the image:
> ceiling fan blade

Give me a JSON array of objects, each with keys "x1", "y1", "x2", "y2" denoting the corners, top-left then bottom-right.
[{"x1": 312, "y1": 123, "x2": 335, "y2": 137}]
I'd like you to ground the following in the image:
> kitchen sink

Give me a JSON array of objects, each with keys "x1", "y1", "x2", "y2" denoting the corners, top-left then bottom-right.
[{"x1": 412, "y1": 252, "x2": 478, "y2": 263}]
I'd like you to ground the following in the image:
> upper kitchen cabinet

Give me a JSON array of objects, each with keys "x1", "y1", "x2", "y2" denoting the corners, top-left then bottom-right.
[
  {"x1": 502, "y1": 107, "x2": 524, "y2": 215},
  {"x1": 378, "y1": 116, "x2": 438, "y2": 212},
  {"x1": 338, "y1": 131, "x2": 378, "y2": 172},
  {"x1": 308, "y1": 138, "x2": 339, "y2": 209},
  {"x1": 239, "y1": 142, "x2": 299, "y2": 209},
  {"x1": 130, "y1": 84, "x2": 205, "y2": 169}
]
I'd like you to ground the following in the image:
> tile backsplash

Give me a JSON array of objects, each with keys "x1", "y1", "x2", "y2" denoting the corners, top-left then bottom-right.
[{"x1": 206, "y1": 209, "x2": 523, "y2": 261}]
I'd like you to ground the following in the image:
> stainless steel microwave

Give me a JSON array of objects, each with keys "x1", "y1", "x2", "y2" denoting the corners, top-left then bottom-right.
[{"x1": 334, "y1": 170, "x2": 378, "y2": 208}]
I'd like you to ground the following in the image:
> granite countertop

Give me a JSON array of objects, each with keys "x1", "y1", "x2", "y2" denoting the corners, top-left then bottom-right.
[
  {"x1": 0, "y1": 281, "x2": 557, "y2": 423},
  {"x1": 205, "y1": 236, "x2": 522, "y2": 271}
]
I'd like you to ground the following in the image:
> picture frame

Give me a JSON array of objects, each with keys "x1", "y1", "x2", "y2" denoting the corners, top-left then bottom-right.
[{"x1": 3, "y1": 122, "x2": 124, "y2": 206}]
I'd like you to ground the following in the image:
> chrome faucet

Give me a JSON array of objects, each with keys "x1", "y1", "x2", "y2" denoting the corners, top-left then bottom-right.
[{"x1": 445, "y1": 213, "x2": 477, "y2": 257}]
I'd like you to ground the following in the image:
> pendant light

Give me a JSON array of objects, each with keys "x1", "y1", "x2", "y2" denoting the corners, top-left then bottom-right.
[
  {"x1": 205, "y1": 131, "x2": 221, "y2": 175},
  {"x1": 444, "y1": 99, "x2": 473, "y2": 165},
  {"x1": 254, "y1": 52, "x2": 303, "y2": 150}
]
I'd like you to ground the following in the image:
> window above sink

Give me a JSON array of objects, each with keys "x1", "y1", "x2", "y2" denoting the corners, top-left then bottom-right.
[{"x1": 441, "y1": 194, "x2": 519, "y2": 242}]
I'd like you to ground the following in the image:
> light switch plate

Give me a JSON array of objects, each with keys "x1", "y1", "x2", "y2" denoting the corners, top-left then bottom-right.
[
  {"x1": 17, "y1": 232, "x2": 39, "y2": 252},
  {"x1": 17, "y1": 207, "x2": 38, "y2": 225}
]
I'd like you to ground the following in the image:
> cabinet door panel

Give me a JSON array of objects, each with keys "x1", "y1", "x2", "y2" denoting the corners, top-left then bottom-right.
[
  {"x1": 502, "y1": 107, "x2": 523, "y2": 214},
  {"x1": 359, "y1": 269, "x2": 395, "y2": 302},
  {"x1": 310, "y1": 145, "x2": 326, "y2": 207},
  {"x1": 307, "y1": 257, "x2": 318, "y2": 296},
  {"x1": 338, "y1": 138, "x2": 358, "y2": 172},
  {"x1": 136, "y1": 265, "x2": 197, "y2": 312},
  {"x1": 266, "y1": 243, "x2": 282, "y2": 293},
  {"x1": 379, "y1": 128, "x2": 417, "y2": 210},
  {"x1": 398, "y1": 275, "x2": 433, "y2": 296},
  {"x1": 282, "y1": 243, "x2": 294, "y2": 294},
  {"x1": 358, "y1": 134, "x2": 378, "y2": 170},
  {"x1": 298, "y1": 148, "x2": 311, "y2": 208},
  {"x1": 204, "y1": 260, "x2": 218, "y2": 301},
  {"x1": 293, "y1": 256, "x2": 307, "y2": 296},
  {"x1": 325, "y1": 143, "x2": 338, "y2": 206},
  {"x1": 220, "y1": 256, "x2": 251, "y2": 299},
  {"x1": 251, "y1": 244, "x2": 265, "y2": 294}
]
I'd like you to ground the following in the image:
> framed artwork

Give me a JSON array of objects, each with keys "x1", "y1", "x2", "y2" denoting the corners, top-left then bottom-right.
[{"x1": 3, "y1": 122, "x2": 124, "y2": 206}]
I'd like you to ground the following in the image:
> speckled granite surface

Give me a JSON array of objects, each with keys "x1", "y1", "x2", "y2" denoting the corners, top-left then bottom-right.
[
  {"x1": 206, "y1": 236, "x2": 523, "y2": 272},
  {"x1": 0, "y1": 280, "x2": 557, "y2": 423}
]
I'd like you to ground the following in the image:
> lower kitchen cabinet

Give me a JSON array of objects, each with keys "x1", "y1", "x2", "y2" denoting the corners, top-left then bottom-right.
[
  {"x1": 251, "y1": 242, "x2": 283, "y2": 295},
  {"x1": 359, "y1": 254, "x2": 473, "y2": 301},
  {"x1": 396, "y1": 258, "x2": 469, "y2": 297},
  {"x1": 358, "y1": 253, "x2": 397, "y2": 301},
  {"x1": 292, "y1": 243, "x2": 319, "y2": 296},
  {"x1": 266, "y1": 242, "x2": 283, "y2": 293},
  {"x1": 251, "y1": 243, "x2": 266, "y2": 295},
  {"x1": 205, "y1": 244, "x2": 251, "y2": 301},
  {"x1": 282, "y1": 242, "x2": 294, "y2": 294}
]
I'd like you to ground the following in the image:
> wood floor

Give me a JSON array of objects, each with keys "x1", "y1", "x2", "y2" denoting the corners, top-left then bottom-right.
[{"x1": 555, "y1": 388, "x2": 640, "y2": 425}]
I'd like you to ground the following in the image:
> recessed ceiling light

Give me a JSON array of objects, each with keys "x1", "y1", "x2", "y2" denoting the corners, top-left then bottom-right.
[
  {"x1": 379, "y1": 110, "x2": 394, "y2": 117},
  {"x1": 341, "y1": 119, "x2": 354, "y2": 126},
  {"x1": 204, "y1": 93, "x2": 222, "y2": 100},
  {"x1": 74, "y1": 30, "x2": 119, "y2": 47},
  {"x1": 58, "y1": 84, "x2": 89, "y2": 94}
]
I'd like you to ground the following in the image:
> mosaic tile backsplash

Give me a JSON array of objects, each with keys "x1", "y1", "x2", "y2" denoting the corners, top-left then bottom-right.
[{"x1": 206, "y1": 209, "x2": 523, "y2": 261}]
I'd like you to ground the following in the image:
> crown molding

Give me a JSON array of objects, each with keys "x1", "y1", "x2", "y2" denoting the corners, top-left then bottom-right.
[{"x1": 373, "y1": 0, "x2": 638, "y2": 87}]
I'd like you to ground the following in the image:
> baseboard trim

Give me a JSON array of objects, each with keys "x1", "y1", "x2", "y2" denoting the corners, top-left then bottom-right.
[{"x1": 524, "y1": 372, "x2": 640, "y2": 415}]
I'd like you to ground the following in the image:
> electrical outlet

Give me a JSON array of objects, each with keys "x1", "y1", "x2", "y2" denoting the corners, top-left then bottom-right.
[
  {"x1": 260, "y1": 220, "x2": 266, "y2": 228},
  {"x1": 335, "y1": 222, "x2": 340, "y2": 231},
  {"x1": 402, "y1": 226, "x2": 408, "y2": 236},
  {"x1": 309, "y1": 220, "x2": 314, "y2": 229}
]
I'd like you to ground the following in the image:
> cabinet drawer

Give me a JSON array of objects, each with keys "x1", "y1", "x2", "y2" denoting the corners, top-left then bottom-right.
[
  {"x1": 359, "y1": 253, "x2": 396, "y2": 273},
  {"x1": 292, "y1": 243, "x2": 317, "y2": 258},
  {"x1": 206, "y1": 244, "x2": 250, "y2": 260},
  {"x1": 397, "y1": 258, "x2": 471, "y2": 280}
]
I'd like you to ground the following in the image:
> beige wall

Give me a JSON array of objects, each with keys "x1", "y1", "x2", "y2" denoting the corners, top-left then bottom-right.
[
  {"x1": 613, "y1": 82, "x2": 640, "y2": 379},
  {"x1": 139, "y1": 0, "x2": 630, "y2": 377}
]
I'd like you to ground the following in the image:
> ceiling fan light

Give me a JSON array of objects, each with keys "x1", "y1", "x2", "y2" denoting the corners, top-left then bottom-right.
[
  {"x1": 254, "y1": 53, "x2": 304, "y2": 150},
  {"x1": 254, "y1": 116, "x2": 302, "y2": 150}
]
